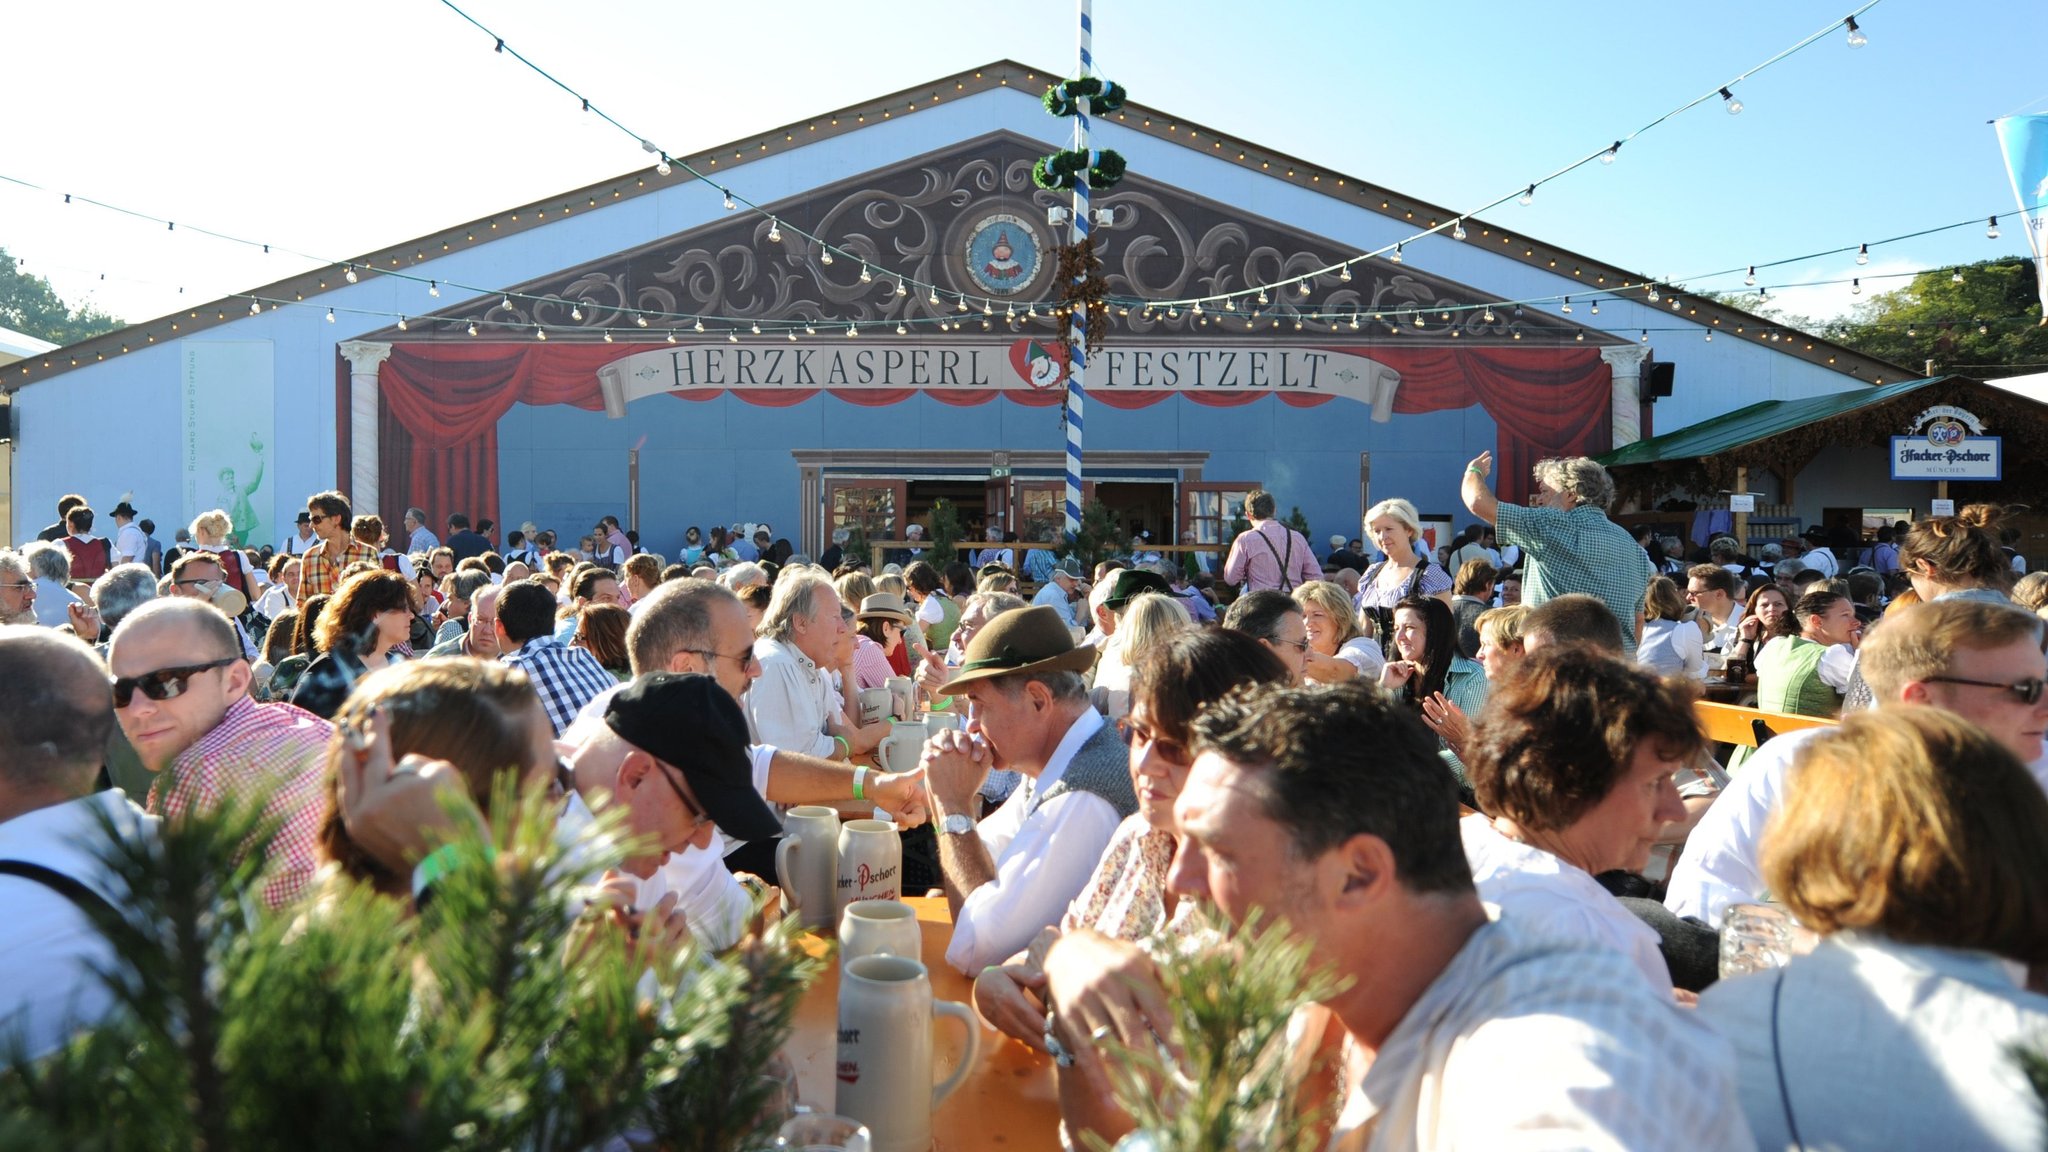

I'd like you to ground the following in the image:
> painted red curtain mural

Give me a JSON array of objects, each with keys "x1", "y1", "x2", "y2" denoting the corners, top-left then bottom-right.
[{"x1": 365, "y1": 342, "x2": 1609, "y2": 522}]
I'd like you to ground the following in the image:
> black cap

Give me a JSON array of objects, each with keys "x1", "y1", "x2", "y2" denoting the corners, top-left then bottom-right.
[
  {"x1": 295, "y1": 511, "x2": 312, "y2": 524},
  {"x1": 1800, "y1": 525, "x2": 1831, "y2": 542},
  {"x1": 603, "y1": 672, "x2": 782, "y2": 841},
  {"x1": 1104, "y1": 567, "x2": 1171, "y2": 611},
  {"x1": 110, "y1": 501, "x2": 139, "y2": 518}
]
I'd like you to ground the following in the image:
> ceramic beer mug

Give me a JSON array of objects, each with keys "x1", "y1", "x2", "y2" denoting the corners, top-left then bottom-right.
[
  {"x1": 856, "y1": 686, "x2": 893, "y2": 727},
  {"x1": 835, "y1": 818, "x2": 903, "y2": 918},
  {"x1": 838, "y1": 898, "x2": 923, "y2": 967},
  {"x1": 835, "y1": 954, "x2": 980, "y2": 1152},
  {"x1": 875, "y1": 720, "x2": 927, "y2": 776},
  {"x1": 921, "y1": 711, "x2": 963, "y2": 736},
  {"x1": 774, "y1": 805, "x2": 841, "y2": 932},
  {"x1": 884, "y1": 675, "x2": 917, "y2": 721}
]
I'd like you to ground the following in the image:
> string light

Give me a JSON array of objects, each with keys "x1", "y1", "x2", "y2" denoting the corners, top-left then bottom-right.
[
  {"x1": 1705, "y1": 330, "x2": 1713, "y2": 341},
  {"x1": 428, "y1": 280, "x2": 441, "y2": 297},
  {"x1": 820, "y1": 249, "x2": 834, "y2": 266},
  {"x1": 1988, "y1": 216, "x2": 2001, "y2": 239},
  {"x1": 1745, "y1": 266, "x2": 1757, "y2": 286},
  {"x1": 1719, "y1": 87, "x2": 1743, "y2": 115},
  {"x1": 1391, "y1": 244, "x2": 1404, "y2": 265},
  {"x1": 897, "y1": 323, "x2": 908, "y2": 335},
  {"x1": 1601, "y1": 141, "x2": 1621, "y2": 164},
  {"x1": 722, "y1": 189, "x2": 736, "y2": 211},
  {"x1": 787, "y1": 329, "x2": 798, "y2": 341},
  {"x1": 570, "y1": 305, "x2": 583, "y2": 321},
  {"x1": 396, "y1": 316, "x2": 408, "y2": 330},
  {"x1": 666, "y1": 331, "x2": 676, "y2": 344},
  {"x1": 468, "y1": 321, "x2": 479, "y2": 336},
  {"x1": 635, "y1": 315, "x2": 648, "y2": 327},
  {"x1": 1338, "y1": 264, "x2": 1352, "y2": 282},
  {"x1": 1647, "y1": 286, "x2": 1661, "y2": 303},
  {"x1": 694, "y1": 319, "x2": 705, "y2": 332},
  {"x1": 1851, "y1": 278, "x2": 1861, "y2": 294},
  {"x1": 1296, "y1": 281, "x2": 1311, "y2": 296},
  {"x1": 859, "y1": 265, "x2": 873, "y2": 284},
  {"x1": 846, "y1": 323, "x2": 859, "y2": 337},
  {"x1": 751, "y1": 322, "x2": 762, "y2": 335},
  {"x1": 1952, "y1": 270, "x2": 1965, "y2": 283},
  {"x1": 1590, "y1": 300, "x2": 1599, "y2": 314},
  {"x1": 502, "y1": 295, "x2": 513, "y2": 309},
  {"x1": 535, "y1": 325, "x2": 547, "y2": 341},
  {"x1": 768, "y1": 218, "x2": 782, "y2": 243},
  {"x1": 1482, "y1": 307, "x2": 1496, "y2": 323},
  {"x1": 1560, "y1": 297, "x2": 1572, "y2": 313},
  {"x1": 929, "y1": 287, "x2": 941, "y2": 306},
  {"x1": 895, "y1": 281, "x2": 908, "y2": 297},
  {"x1": 728, "y1": 331, "x2": 738, "y2": 343},
  {"x1": 1844, "y1": 15, "x2": 1867, "y2": 47},
  {"x1": 1855, "y1": 244, "x2": 1869, "y2": 265},
  {"x1": 325, "y1": 308, "x2": 335, "y2": 323},
  {"x1": 344, "y1": 265, "x2": 358, "y2": 283},
  {"x1": 249, "y1": 299, "x2": 261, "y2": 315},
  {"x1": 1452, "y1": 220, "x2": 1467, "y2": 241},
  {"x1": 1518, "y1": 184, "x2": 1535, "y2": 206},
  {"x1": 601, "y1": 328, "x2": 612, "y2": 342}
]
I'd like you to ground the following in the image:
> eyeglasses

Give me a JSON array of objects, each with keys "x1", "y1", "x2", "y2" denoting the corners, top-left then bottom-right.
[
  {"x1": 1270, "y1": 636, "x2": 1311, "y2": 653},
  {"x1": 0, "y1": 580, "x2": 31, "y2": 593},
  {"x1": 683, "y1": 646, "x2": 759, "y2": 673},
  {"x1": 112, "y1": 656, "x2": 240, "y2": 708},
  {"x1": 1117, "y1": 717, "x2": 1188, "y2": 764},
  {"x1": 651, "y1": 757, "x2": 710, "y2": 832},
  {"x1": 1925, "y1": 675, "x2": 2047, "y2": 706}
]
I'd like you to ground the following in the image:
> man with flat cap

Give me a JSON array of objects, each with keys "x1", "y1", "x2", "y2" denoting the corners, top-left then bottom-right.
[
  {"x1": 561, "y1": 671, "x2": 786, "y2": 949},
  {"x1": 1030, "y1": 558, "x2": 1088, "y2": 632},
  {"x1": 924, "y1": 605, "x2": 1137, "y2": 973}
]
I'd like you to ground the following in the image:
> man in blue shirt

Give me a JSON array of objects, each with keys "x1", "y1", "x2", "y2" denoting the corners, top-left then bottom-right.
[{"x1": 1030, "y1": 561, "x2": 1086, "y2": 629}]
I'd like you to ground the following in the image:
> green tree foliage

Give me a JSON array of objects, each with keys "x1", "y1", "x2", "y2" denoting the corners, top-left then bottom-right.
[
  {"x1": 0, "y1": 779, "x2": 820, "y2": 1152},
  {"x1": 1706, "y1": 259, "x2": 2047, "y2": 375},
  {"x1": 0, "y1": 248, "x2": 123, "y2": 347},
  {"x1": 925, "y1": 497, "x2": 964, "y2": 563},
  {"x1": 1072, "y1": 497, "x2": 1123, "y2": 572}
]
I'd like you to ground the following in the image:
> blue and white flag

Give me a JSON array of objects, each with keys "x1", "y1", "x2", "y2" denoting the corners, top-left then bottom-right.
[{"x1": 1993, "y1": 115, "x2": 2048, "y2": 324}]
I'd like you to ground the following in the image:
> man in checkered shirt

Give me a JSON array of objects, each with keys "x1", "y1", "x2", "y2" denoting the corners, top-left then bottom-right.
[
  {"x1": 107, "y1": 598, "x2": 330, "y2": 910},
  {"x1": 1041, "y1": 682, "x2": 1749, "y2": 1150},
  {"x1": 1462, "y1": 451, "x2": 1655, "y2": 658},
  {"x1": 495, "y1": 579, "x2": 617, "y2": 735}
]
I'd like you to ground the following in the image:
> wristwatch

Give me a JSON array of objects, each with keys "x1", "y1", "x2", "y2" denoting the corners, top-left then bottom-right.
[{"x1": 941, "y1": 812, "x2": 976, "y2": 836}]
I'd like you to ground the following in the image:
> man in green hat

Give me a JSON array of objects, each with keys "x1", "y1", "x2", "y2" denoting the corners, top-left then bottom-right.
[
  {"x1": 926, "y1": 605, "x2": 1137, "y2": 974},
  {"x1": 1088, "y1": 567, "x2": 1173, "y2": 710}
]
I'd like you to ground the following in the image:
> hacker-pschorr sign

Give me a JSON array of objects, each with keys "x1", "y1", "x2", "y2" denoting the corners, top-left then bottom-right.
[{"x1": 1890, "y1": 404, "x2": 2002, "y2": 481}]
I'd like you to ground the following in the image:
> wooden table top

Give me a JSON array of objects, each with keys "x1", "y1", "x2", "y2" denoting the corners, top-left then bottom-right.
[{"x1": 788, "y1": 896, "x2": 1062, "y2": 1151}]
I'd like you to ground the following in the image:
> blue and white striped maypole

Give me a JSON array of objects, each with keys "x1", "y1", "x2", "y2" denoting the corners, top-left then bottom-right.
[{"x1": 1062, "y1": 0, "x2": 1093, "y2": 541}]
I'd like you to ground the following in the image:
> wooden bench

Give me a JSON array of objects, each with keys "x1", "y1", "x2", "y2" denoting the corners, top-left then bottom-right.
[{"x1": 1694, "y1": 700, "x2": 1836, "y2": 749}]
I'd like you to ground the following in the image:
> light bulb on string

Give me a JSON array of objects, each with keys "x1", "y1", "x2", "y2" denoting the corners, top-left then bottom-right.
[
  {"x1": 768, "y1": 219, "x2": 782, "y2": 243},
  {"x1": 859, "y1": 265, "x2": 873, "y2": 284},
  {"x1": 1391, "y1": 244, "x2": 1404, "y2": 265},
  {"x1": 1845, "y1": 15, "x2": 1867, "y2": 47},
  {"x1": 249, "y1": 299, "x2": 261, "y2": 315},
  {"x1": 1452, "y1": 220, "x2": 1467, "y2": 241},
  {"x1": 895, "y1": 281, "x2": 908, "y2": 298},
  {"x1": 897, "y1": 323, "x2": 908, "y2": 335},
  {"x1": 344, "y1": 265, "x2": 358, "y2": 283},
  {"x1": 1590, "y1": 300, "x2": 1600, "y2": 314},
  {"x1": 1256, "y1": 290, "x2": 1269, "y2": 305},
  {"x1": 468, "y1": 322, "x2": 479, "y2": 336},
  {"x1": 1601, "y1": 141, "x2": 1621, "y2": 164},
  {"x1": 821, "y1": 249, "x2": 834, "y2": 266},
  {"x1": 787, "y1": 330, "x2": 798, "y2": 341},
  {"x1": 805, "y1": 325, "x2": 816, "y2": 335},
  {"x1": 601, "y1": 329, "x2": 612, "y2": 342},
  {"x1": 535, "y1": 326, "x2": 547, "y2": 341},
  {"x1": 503, "y1": 295, "x2": 513, "y2": 310},
  {"x1": 983, "y1": 300, "x2": 994, "y2": 316},
  {"x1": 571, "y1": 305, "x2": 584, "y2": 321},
  {"x1": 1851, "y1": 278, "x2": 1861, "y2": 295},
  {"x1": 847, "y1": 324, "x2": 859, "y2": 338},
  {"x1": 1412, "y1": 312, "x2": 1425, "y2": 328},
  {"x1": 429, "y1": 281, "x2": 441, "y2": 297},
  {"x1": 397, "y1": 316, "x2": 408, "y2": 331},
  {"x1": 1518, "y1": 184, "x2": 1535, "y2": 206},
  {"x1": 1952, "y1": 270, "x2": 1965, "y2": 283},
  {"x1": 1670, "y1": 297, "x2": 1682, "y2": 311},
  {"x1": 751, "y1": 322, "x2": 762, "y2": 335},
  {"x1": 1719, "y1": 87, "x2": 1743, "y2": 115},
  {"x1": 694, "y1": 319, "x2": 705, "y2": 333},
  {"x1": 1906, "y1": 326, "x2": 1917, "y2": 336},
  {"x1": 655, "y1": 156, "x2": 671, "y2": 177},
  {"x1": 1988, "y1": 216, "x2": 2001, "y2": 239},
  {"x1": 1561, "y1": 297, "x2": 1573, "y2": 314},
  {"x1": 956, "y1": 297, "x2": 969, "y2": 313},
  {"x1": 1856, "y1": 244, "x2": 1869, "y2": 265},
  {"x1": 1513, "y1": 330, "x2": 1523, "y2": 340},
  {"x1": 1647, "y1": 286, "x2": 1661, "y2": 302},
  {"x1": 722, "y1": 189, "x2": 736, "y2": 211},
  {"x1": 1705, "y1": 330, "x2": 1713, "y2": 342},
  {"x1": 1979, "y1": 322, "x2": 1990, "y2": 335},
  {"x1": 635, "y1": 315, "x2": 649, "y2": 327},
  {"x1": 1744, "y1": 266, "x2": 1757, "y2": 286},
  {"x1": 1575, "y1": 331, "x2": 1584, "y2": 342},
  {"x1": 728, "y1": 332, "x2": 738, "y2": 344},
  {"x1": 1339, "y1": 264, "x2": 1352, "y2": 282},
  {"x1": 1482, "y1": 307, "x2": 1496, "y2": 323},
  {"x1": 325, "y1": 308, "x2": 336, "y2": 324},
  {"x1": 1640, "y1": 330, "x2": 1649, "y2": 343},
  {"x1": 666, "y1": 331, "x2": 677, "y2": 344},
  {"x1": 1296, "y1": 281, "x2": 1311, "y2": 296},
  {"x1": 929, "y1": 287, "x2": 941, "y2": 305}
]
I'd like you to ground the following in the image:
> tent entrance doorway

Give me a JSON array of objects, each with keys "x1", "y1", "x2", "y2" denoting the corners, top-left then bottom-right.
[{"x1": 1094, "y1": 481, "x2": 1175, "y2": 550}]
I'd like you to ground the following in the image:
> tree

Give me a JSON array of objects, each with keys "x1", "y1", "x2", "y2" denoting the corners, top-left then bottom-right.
[
  {"x1": 1822, "y1": 259, "x2": 2047, "y2": 375},
  {"x1": 0, "y1": 248, "x2": 123, "y2": 347}
]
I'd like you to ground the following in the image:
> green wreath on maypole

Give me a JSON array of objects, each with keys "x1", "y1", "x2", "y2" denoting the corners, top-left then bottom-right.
[{"x1": 1038, "y1": 75, "x2": 1128, "y2": 355}]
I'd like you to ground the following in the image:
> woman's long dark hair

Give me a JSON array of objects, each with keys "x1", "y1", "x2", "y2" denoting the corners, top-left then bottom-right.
[
  {"x1": 1131, "y1": 628, "x2": 1290, "y2": 748},
  {"x1": 1394, "y1": 595, "x2": 1459, "y2": 704}
]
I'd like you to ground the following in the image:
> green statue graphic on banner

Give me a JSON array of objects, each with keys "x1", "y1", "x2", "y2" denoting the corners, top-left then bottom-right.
[{"x1": 215, "y1": 435, "x2": 265, "y2": 547}]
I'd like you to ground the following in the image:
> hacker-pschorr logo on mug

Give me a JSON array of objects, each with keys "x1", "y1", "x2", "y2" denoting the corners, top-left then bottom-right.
[
  {"x1": 836, "y1": 1028, "x2": 862, "y2": 1084},
  {"x1": 836, "y1": 862, "x2": 898, "y2": 898}
]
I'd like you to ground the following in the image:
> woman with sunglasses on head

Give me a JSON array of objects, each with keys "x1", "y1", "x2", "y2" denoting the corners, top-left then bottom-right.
[
  {"x1": 972, "y1": 628, "x2": 1292, "y2": 1147},
  {"x1": 315, "y1": 660, "x2": 559, "y2": 901},
  {"x1": 290, "y1": 570, "x2": 416, "y2": 721}
]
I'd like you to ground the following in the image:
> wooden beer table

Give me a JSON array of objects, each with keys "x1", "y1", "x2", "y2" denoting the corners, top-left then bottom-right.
[{"x1": 787, "y1": 896, "x2": 1062, "y2": 1151}]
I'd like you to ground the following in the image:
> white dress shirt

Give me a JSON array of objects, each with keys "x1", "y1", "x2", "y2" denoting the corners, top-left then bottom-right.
[
  {"x1": 1336, "y1": 917, "x2": 1752, "y2": 1150},
  {"x1": 556, "y1": 789, "x2": 758, "y2": 953},
  {"x1": 945, "y1": 708, "x2": 1124, "y2": 974},
  {"x1": 0, "y1": 790, "x2": 156, "y2": 1058},
  {"x1": 1460, "y1": 816, "x2": 1671, "y2": 994},
  {"x1": 1698, "y1": 932, "x2": 2048, "y2": 1152},
  {"x1": 32, "y1": 577, "x2": 80, "y2": 627},
  {"x1": 114, "y1": 522, "x2": 147, "y2": 565},
  {"x1": 1662, "y1": 728, "x2": 1818, "y2": 928},
  {"x1": 747, "y1": 637, "x2": 841, "y2": 761}
]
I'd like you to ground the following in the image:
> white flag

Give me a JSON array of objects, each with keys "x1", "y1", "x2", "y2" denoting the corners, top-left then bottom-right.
[{"x1": 1993, "y1": 115, "x2": 2048, "y2": 324}]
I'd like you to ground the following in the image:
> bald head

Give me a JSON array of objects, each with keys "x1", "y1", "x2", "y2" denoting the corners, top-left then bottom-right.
[{"x1": 0, "y1": 626, "x2": 115, "y2": 813}]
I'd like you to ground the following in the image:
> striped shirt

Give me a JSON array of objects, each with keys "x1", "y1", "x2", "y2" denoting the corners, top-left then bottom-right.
[
  {"x1": 503, "y1": 636, "x2": 617, "y2": 736},
  {"x1": 147, "y1": 694, "x2": 333, "y2": 910}
]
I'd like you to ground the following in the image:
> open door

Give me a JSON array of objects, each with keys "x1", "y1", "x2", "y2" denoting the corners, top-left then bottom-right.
[
  {"x1": 984, "y1": 476, "x2": 1012, "y2": 541},
  {"x1": 1015, "y1": 480, "x2": 1089, "y2": 548}
]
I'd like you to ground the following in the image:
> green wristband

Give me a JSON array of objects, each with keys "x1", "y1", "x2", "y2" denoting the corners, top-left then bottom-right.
[
  {"x1": 853, "y1": 764, "x2": 868, "y2": 802},
  {"x1": 834, "y1": 734, "x2": 852, "y2": 760}
]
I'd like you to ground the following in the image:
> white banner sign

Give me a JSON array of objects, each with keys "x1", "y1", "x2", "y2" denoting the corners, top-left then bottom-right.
[
  {"x1": 1891, "y1": 435, "x2": 2002, "y2": 480},
  {"x1": 596, "y1": 339, "x2": 1403, "y2": 422},
  {"x1": 181, "y1": 342, "x2": 275, "y2": 548}
]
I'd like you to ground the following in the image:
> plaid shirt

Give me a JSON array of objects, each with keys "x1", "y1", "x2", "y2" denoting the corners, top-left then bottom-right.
[
  {"x1": 503, "y1": 636, "x2": 617, "y2": 735},
  {"x1": 1494, "y1": 501, "x2": 1654, "y2": 656},
  {"x1": 147, "y1": 694, "x2": 333, "y2": 910},
  {"x1": 297, "y1": 536, "x2": 379, "y2": 600}
]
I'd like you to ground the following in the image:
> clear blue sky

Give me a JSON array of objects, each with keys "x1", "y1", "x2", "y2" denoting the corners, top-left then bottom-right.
[{"x1": 3, "y1": 0, "x2": 2040, "y2": 329}]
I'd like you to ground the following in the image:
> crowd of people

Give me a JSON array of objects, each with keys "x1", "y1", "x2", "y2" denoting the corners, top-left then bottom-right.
[{"x1": 4, "y1": 458, "x2": 2046, "y2": 1150}]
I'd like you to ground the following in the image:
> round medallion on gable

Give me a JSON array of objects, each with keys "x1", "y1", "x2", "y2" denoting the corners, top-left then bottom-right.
[{"x1": 962, "y1": 213, "x2": 1046, "y2": 297}]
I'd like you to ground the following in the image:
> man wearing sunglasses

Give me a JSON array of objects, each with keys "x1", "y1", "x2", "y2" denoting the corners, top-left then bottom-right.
[
  {"x1": 1669, "y1": 598, "x2": 2048, "y2": 934},
  {"x1": 0, "y1": 626, "x2": 155, "y2": 1059},
  {"x1": 106, "y1": 598, "x2": 331, "y2": 909},
  {"x1": 296, "y1": 491, "x2": 377, "y2": 602}
]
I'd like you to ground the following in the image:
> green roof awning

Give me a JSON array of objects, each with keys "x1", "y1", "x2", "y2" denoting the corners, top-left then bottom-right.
[{"x1": 1597, "y1": 376, "x2": 1947, "y2": 467}]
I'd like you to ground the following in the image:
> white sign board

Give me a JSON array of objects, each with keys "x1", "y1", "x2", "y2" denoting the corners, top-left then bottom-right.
[
  {"x1": 1931, "y1": 499, "x2": 1956, "y2": 517},
  {"x1": 1728, "y1": 494, "x2": 1756, "y2": 513},
  {"x1": 1891, "y1": 435, "x2": 2002, "y2": 481},
  {"x1": 181, "y1": 342, "x2": 275, "y2": 549}
]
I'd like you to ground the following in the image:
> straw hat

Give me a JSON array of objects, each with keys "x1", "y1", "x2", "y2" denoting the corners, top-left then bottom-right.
[
  {"x1": 942, "y1": 605, "x2": 1097, "y2": 692},
  {"x1": 855, "y1": 593, "x2": 915, "y2": 628}
]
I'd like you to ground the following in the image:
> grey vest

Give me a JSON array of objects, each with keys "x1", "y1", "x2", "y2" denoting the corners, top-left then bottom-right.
[{"x1": 1031, "y1": 720, "x2": 1138, "y2": 820}]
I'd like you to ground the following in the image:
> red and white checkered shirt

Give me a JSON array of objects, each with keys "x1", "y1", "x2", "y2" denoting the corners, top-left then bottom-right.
[
  {"x1": 147, "y1": 694, "x2": 333, "y2": 910},
  {"x1": 298, "y1": 537, "x2": 379, "y2": 600}
]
